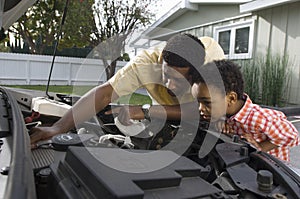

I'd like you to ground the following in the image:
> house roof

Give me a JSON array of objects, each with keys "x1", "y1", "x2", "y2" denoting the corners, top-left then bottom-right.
[
  {"x1": 130, "y1": 0, "x2": 252, "y2": 47},
  {"x1": 240, "y1": 0, "x2": 296, "y2": 13},
  {"x1": 189, "y1": 0, "x2": 251, "y2": 4},
  {"x1": 143, "y1": 0, "x2": 252, "y2": 34},
  {"x1": 130, "y1": 1, "x2": 190, "y2": 47}
]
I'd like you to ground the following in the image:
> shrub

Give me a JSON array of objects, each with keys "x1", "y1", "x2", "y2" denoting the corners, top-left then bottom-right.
[{"x1": 237, "y1": 52, "x2": 292, "y2": 107}]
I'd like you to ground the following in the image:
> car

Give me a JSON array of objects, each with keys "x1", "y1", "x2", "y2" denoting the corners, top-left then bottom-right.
[
  {"x1": 1, "y1": 85, "x2": 300, "y2": 199},
  {"x1": 1, "y1": 0, "x2": 300, "y2": 198}
]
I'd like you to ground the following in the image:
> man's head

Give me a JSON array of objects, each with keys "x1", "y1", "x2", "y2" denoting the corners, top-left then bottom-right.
[
  {"x1": 161, "y1": 33, "x2": 205, "y2": 97},
  {"x1": 192, "y1": 60, "x2": 244, "y2": 121},
  {"x1": 162, "y1": 33, "x2": 205, "y2": 69}
]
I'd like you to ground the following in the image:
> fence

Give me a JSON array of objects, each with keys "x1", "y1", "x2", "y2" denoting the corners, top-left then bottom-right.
[{"x1": 0, "y1": 52, "x2": 127, "y2": 86}]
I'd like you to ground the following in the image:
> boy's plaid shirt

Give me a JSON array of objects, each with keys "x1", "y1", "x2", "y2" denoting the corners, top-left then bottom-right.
[{"x1": 227, "y1": 94, "x2": 299, "y2": 161}]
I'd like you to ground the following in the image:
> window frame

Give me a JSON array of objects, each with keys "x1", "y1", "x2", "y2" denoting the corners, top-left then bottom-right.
[{"x1": 214, "y1": 19, "x2": 255, "y2": 59}]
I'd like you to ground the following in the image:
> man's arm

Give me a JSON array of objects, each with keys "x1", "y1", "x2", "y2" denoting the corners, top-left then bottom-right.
[
  {"x1": 107, "y1": 102, "x2": 199, "y2": 125},
  {"x1": 149, "y1": 102, "x2": 199, "y2": 120},
  {"x1": 30, "y1": 82, "x2": 116, "y2": 146}
]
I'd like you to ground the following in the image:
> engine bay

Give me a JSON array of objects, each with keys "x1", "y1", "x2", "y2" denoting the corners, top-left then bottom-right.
[{"x1": 1, "y1": 86, "x2": 300, "y2": 199}]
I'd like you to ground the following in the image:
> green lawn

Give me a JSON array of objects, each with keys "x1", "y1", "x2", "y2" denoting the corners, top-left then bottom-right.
[
  {"x1": 115, "y1": 92, "x2": 152, "y2": 105},
  {"x1": 3, "y1": 85, "x2": 93, "y2": 95},
  {"x1": 3, "y1": 85, "x2": 151, "y2": 105}
]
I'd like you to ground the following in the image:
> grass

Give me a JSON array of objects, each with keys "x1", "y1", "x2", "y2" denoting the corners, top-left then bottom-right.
[
  {"x1": 238, "y1": 59, "x2": 260, "y2": 104},
  {"x1": 2, "y1": 85, "x2": 152, "y2": 105},
  {"x1": 115, "y1": 93, "x2": 152, "y2": 105},
  {"x1": 3, "y1": 85, "x2": 94, "y2": 95},
  {"x1": 238, "y1": 52, "x2": 292, "y2": 107},
  {"x1": 260, "y1": 53, "x2": 291, "y2": 107}
]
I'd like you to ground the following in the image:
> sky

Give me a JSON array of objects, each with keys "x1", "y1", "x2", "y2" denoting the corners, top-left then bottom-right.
[
  {"x1": 156, "y1": 0, "x2": 181, "y2": 19},
  {"x1": 126, "y1": 0, "x2": 181, "y2": 57}
]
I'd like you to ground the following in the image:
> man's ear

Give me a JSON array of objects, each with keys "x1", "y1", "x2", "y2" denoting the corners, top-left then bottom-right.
[{"x1": 226, "y1": 91, "x2": 238, "y2": 105}]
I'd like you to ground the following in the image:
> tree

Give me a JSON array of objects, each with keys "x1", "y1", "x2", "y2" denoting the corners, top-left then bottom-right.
[
  {"x1": 95, "y1": 0, "x2": 157, "y2": 79},
  {"x1": 9, "y1": 0, "x2": 157, "y2": 79},
  {"x1": 60, "y1": 0, "x2": 97, "y2": 49},
  {"x1": 0, "y1": 35, "x2": 10, "y2": 52},
  {"x1": 8, "y1": 0, "x2": 65, "y2": 54},
  {"x1": 8, "y1": 0, "x2": 96, "y2": 54},
  {"x1": 64, "y1": 0, "x2": 157, "y2": 80}
]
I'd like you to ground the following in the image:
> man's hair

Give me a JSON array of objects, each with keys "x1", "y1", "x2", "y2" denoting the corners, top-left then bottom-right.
[
  {"x1": 162, "y1": 33, "x2": 205, "y2": 77},
  {"x1": 194, "y1": 60, "x2": 244, "y2": 100}
]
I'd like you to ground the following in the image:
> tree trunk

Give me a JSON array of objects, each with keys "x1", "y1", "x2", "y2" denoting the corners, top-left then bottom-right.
[{"x1": 104, "y1": 59, "x2": 117, "y2": 80}]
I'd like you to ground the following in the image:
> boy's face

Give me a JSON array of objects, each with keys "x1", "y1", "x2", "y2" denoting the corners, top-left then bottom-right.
[{"x1": 192, "y1": 82, "x2": 227, "y2": 122}]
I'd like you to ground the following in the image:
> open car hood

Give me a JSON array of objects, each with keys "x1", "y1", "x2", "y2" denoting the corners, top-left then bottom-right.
[{"x1": 1, "y1": 0, "x2": 36, "y2": 30}]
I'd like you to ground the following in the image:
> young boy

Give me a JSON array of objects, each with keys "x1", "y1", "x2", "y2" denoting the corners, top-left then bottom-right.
[{"x1": 192, "y1": 60, "x2": 299, "y2": 161}]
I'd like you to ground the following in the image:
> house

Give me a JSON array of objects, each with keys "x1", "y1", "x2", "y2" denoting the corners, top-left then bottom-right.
[{"x1": 131, "y1": 0, "x2": 300, "y2": 105}]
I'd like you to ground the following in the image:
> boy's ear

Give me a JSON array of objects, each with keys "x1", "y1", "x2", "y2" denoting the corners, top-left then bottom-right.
[{"x1": 226, "y1": 91, "x2": 238, "y2": 105}]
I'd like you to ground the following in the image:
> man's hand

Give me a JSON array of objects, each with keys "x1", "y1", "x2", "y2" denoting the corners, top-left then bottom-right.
[
  {"x1": 105, "y1": 105, "x2": 144, "y2": 125},
  {"x1": 30, "y1": 126, "x2": 60, "y2": 149}
]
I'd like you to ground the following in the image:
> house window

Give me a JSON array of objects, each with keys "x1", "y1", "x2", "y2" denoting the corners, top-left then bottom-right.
[
  {"x1": 218, "y1": 30, "x2": 230, "y2": 54},
  {"x1": 214, "y1": 19, "x2": 255, "y2": 59}
]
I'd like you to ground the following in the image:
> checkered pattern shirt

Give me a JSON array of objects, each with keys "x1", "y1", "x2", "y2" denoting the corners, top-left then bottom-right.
[{"x1": 227, "y1": 94, "x2": 299, "y2": 161}]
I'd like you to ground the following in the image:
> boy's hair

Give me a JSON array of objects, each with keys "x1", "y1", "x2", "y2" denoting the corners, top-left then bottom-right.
[
  {"x1": 162, "y1": 33, "x2": 205, "y2": 77},
  {"x1": 194, "y1": 60, "x2": 244, "y2": 100}
]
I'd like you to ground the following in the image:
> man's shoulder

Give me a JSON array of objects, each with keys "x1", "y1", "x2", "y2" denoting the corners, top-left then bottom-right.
[
  {"x1": 133, "y1": 46, "x2": 163, "y2": 64},
  {"x1": 199, "y1": 36, "x2": 225, "y2": 63},
  {"x1": 199, "y1": 36, "x2": 214, "y2": 45}
]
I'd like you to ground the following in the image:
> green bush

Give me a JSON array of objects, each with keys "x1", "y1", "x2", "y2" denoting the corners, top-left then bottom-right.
[
  {"x1": 238, "y1": 52, "x2": 292, "y2": 107},
  {"x1": 238, "y1": 59, "x2": 260, "y2": 104},
  {"x1": 0, "y1": 42, "x2": 11, "y2": 52},
  {"x1": 260, "y1": 52, "x2": 291, "y2": 107}
]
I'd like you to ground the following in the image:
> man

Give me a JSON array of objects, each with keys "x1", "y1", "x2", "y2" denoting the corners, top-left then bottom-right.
[{"x1": 30, "y1": 33, "x2": 225, "y2": 147}]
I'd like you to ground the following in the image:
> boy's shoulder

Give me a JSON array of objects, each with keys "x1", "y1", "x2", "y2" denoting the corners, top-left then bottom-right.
[
  {"x1": 239, "y1": 96, "x2": 286, "y2": 123},
  {"x1": 247, "y1": 104, "x2": 286, "y2": 123}
]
